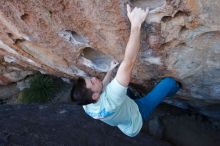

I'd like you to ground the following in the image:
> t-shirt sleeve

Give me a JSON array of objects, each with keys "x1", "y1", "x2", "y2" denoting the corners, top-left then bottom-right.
[{"x1": 104, "y1": 78, "x2": 128, "y2": 108}]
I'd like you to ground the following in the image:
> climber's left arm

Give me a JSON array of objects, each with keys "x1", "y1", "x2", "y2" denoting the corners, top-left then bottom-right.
[{"x1": 102, "y1": 61, "x2": 118, "y2": 88}]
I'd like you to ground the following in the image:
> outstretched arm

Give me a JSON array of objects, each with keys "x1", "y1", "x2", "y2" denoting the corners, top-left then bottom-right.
[{"x1": 116, "y1": 4, "x2": 149, "y2": 86}]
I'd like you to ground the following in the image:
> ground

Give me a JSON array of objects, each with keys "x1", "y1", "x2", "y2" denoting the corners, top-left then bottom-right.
[
  {"x1": 0, "y1": 103, "x2": 220, "y2": 146},
  {"x1": 0, "y1": 104, "x2": 170, "y2": 146}
]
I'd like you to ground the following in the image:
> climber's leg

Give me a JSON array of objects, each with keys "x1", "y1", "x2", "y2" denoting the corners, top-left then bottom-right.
[{"x1": 135, "y1": 77, "x2": 180, "y2": 120}]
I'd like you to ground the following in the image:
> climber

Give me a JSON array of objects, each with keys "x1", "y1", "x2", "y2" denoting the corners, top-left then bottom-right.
[{"x1": 71, "y1": 4, "x2": 180, "y2": 137}]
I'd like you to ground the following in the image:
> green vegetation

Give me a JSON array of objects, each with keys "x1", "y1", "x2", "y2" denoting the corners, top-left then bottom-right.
[{"x1": 20, "y1": 74, "x2": 60, "y2": 104}]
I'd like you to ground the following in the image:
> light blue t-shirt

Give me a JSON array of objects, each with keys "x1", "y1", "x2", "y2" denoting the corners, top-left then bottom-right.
[{"x1": 83, "y1": 78, "x2": 143, "y2": 137}]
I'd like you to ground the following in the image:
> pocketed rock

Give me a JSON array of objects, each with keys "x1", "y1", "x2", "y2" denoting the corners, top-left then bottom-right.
[{"x1": 0, "y1": 0, "x2": 220, "y2": 102}]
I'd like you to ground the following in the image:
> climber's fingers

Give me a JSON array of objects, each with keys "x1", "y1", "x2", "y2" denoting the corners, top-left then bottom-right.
[
  {"x1": 145, "y1": 7, "x2": 149, "y2": 15},
  {"x1": 127, "y1": 4, "x2": 131, "y2": 16}
]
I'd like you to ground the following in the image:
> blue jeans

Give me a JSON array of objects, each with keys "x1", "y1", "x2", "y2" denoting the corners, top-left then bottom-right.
[{"x1": 127, "y1": 77, "x2": 180, "y2": 121}]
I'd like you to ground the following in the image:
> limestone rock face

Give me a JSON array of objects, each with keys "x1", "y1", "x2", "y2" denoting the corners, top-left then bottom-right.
[
  {"x1": 0, "y1": 0, "x2": 220, "y2": 101},
  {"x1": 0, "y1": 56, "x2": 33, "y2": 85}
]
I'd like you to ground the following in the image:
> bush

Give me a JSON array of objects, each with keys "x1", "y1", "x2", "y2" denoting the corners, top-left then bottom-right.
[{"x1": 20, "y1": 74, "x2": 60, "y2": 104}]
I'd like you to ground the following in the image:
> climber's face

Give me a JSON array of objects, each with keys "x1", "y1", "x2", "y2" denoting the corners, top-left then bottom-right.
[{"x1": 85, "y1": 77, "x2": 102, "y2": 100}]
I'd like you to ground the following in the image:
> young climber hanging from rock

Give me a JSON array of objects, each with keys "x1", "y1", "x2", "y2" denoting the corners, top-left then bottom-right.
[{"x1": 71, "y1": 4, "x2": 181, "y2": 137}]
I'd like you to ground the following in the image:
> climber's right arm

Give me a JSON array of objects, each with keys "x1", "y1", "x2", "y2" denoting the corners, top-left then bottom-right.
[{"x1": 115, "y1": 5, "x2": 149, "y2": 86}]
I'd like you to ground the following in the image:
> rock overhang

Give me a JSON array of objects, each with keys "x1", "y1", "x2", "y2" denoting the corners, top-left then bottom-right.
[{"x1": 0, "y1": 0, "x2": 220, "y2": 101}]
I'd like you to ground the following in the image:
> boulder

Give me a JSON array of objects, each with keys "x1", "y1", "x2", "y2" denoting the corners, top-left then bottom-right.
[{"x1": 0, "y1": 0, "x2": 220, "y2": 101}]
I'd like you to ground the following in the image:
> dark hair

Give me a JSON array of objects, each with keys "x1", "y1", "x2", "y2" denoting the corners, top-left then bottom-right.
[{"x1": 71, "y1": 77, "x2": 95, "y2": 105}]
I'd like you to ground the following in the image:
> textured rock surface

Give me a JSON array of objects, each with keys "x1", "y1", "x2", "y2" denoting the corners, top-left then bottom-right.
[
  {"x1": 0, "y1": 104, "x2": 171, "y2": 146},
  {"x1": 0, "y1": 56, "x2": 33, "y2": 85},
  {"x1": 0, "y1": 83, "x2": 19, "y2": 104},
  {"x1": 150, "y1": 104, "x2": 220, "y2": 146},
  {"x1": 0, "y1": 0, "x2": 220, "y2": 100}
]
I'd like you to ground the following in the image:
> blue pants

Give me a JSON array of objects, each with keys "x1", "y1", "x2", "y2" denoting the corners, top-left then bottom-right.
[{"x1": 128, "y1": 77, "x2": 180, "y2": 121}]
